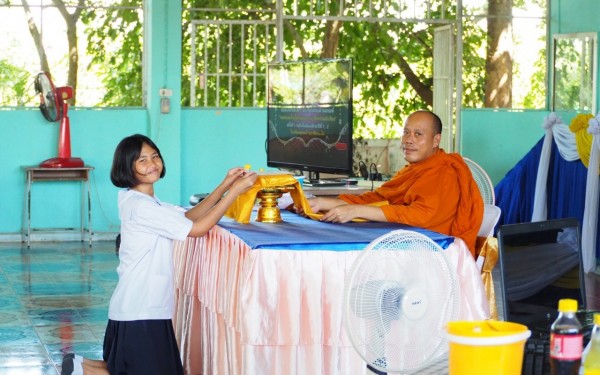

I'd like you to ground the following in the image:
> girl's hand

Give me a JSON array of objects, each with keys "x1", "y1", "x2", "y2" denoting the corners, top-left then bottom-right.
[
  {"x1": 229, "y1": 171, "x2": 258, "y2": 195},
  {"x1": 221, "y1": 167, "x2": 246, "y2": 189}
]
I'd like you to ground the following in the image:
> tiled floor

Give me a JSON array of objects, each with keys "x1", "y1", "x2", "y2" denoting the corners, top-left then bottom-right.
[
  {"x1": 0, "y1": 240, "x2": 599, "y2": 375},
  {"x1": 0, "y1": 241, "x2": 118, "y2": 375}
]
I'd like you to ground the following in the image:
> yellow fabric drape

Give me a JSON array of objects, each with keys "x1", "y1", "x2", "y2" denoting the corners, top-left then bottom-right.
[
  {"x1": 476, "y1": 236, "x2": 499, "y2": 320},
  {"x1": 569, "y1": 113, "x2": 594, "y2": 168},
  {"x1": 224, "y1": 174, "x2": 390, "y2": 224},
  {"x1": 225, "y1": 174, "x2": 314, "y2": 224}
]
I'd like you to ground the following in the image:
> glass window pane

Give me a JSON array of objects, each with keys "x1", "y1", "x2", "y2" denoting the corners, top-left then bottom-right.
[{"x1": 0, "y1": 0, "x2": 143, "y2": 107}]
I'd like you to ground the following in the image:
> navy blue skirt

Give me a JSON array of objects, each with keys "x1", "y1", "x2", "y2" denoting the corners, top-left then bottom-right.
[{"x1": 103, "y1": 319, "x2": 183, "y2": 375}]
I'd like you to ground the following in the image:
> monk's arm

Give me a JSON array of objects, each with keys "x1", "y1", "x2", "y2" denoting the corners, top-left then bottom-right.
[
  {"x1": 338, "y1": 190, "x2": 387, "y2": 204},
  {"x1": 319, "y1": 203, "x2": 388, "y2": 222},
  {"x1": 305, "y1": 196, "x2": 347, "y2": 213},
  {"x1": 380, "y1": 169, "x2": 459, "y2": 227}
]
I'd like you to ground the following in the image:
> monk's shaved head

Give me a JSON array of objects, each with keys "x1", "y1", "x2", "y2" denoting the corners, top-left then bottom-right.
[
  {"x1": 401, "y1": 110, "x2": 442, "y2": 164},
  {"x1": 406, "y1": 110, "x2": 442, "y2": 134}
]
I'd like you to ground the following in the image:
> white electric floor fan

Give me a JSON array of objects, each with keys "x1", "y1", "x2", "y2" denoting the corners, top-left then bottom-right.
[{"x1": 344, "y1": 229, "x2": 460, "y2": 374}]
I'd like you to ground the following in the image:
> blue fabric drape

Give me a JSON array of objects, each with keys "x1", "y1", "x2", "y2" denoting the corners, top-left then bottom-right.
[
  {"x1": 494, "y1": 137, "x2": 600, "y2": 258},
  {"x1": 218, "y1": 209, "x2": 454, "y2": 250}
]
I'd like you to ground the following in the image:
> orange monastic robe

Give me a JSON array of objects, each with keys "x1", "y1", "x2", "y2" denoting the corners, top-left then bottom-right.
[{"x1": 339, "y1": 149, "x2": 484, "y2": 256}]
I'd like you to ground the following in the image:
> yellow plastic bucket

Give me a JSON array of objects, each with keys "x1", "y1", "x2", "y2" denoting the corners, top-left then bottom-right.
[{"x1": 447, "y1": 321, "x2": 531, "y2": 375}]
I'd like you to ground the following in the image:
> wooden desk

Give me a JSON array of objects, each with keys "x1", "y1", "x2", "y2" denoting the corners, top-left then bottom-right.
[{"x1": 22, "y1": 166, "x2": 94, "y2": 247}]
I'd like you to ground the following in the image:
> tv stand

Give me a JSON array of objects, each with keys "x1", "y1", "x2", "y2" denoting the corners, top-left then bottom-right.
[
  {"x1": 304, "y1": 171, "x2": 342, "y2": 187},
  {"x1": 302, "y1": 184, "x2": 370, "y2": 196},
  {"x1": 304, "y1": 171, "x2": 359, "y2": 187},
  {"x1": 305, "y1": 180, "x2": 346, "y2": 187},
  {"x1": 308, "y1": 171, "x2": 321, "y2": 183}
]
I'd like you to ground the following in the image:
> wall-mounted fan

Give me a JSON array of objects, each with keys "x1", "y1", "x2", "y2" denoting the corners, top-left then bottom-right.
[
  {"x1": 34, "y1": 71, "x2": 84, "y2": 168},
  {"x1": 344, "y1": 229, "x2": 460, "y2": 374}
]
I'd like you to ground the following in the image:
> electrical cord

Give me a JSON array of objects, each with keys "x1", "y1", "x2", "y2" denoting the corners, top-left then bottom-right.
[
  {"x1": 369, "y1": 163, "x2": 379, "y2": 191},
  {"x1": 358, "y1": 161, "x2": 368, "y2": 180}
]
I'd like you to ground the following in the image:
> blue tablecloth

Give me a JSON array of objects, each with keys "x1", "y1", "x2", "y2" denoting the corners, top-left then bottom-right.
[{"x1": 218, "y1": 209, "x2": 454, "y2": 251}]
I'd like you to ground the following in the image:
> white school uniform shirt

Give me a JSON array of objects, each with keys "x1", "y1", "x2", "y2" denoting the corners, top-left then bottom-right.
[{"x1": 108, "y1": 189, "x2": 193, "y2": 321}]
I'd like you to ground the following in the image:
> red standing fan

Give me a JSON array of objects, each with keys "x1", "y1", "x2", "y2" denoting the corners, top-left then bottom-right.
[{"x1": 34, "y1": 71, "x2": 84, "y2": 168}]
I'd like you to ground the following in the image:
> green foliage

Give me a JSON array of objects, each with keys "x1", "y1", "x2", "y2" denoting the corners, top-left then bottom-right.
[
  {"x1": 522, "y1": 44, "x2": 547, "y2": 108},
  {"x1": 553, "y1": 37, "x2": 594, "y2": 111},
  {"x1": 180, "y1": 0, "x2": 490, "y2": 139},
  {"x1": 7, "y1": 0, "x2": 546, "y2": 137},
  {"x1": 80, "y1": 0, "x2": 143, "y2": 106},
  {"x1": 0, "y1": 60, "x2": 31, "y2": 106},
  {"x1": 514, "y1": 0, "x2": 546, "y2": 8},
  {"x1": 181, "y1": 0, "x2": 275, "y2": 107},
  {"x1": 460, "y1": 19, "x2": 487, "y2": 108}
]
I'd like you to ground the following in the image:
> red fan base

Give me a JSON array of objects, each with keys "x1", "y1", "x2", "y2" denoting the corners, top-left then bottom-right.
[
  {"x1": 40, "y1": 100, "x2": 84, "y2": 168},
  {"x1": 40, "y1": 157, "x2": 84, "y2": 168}
]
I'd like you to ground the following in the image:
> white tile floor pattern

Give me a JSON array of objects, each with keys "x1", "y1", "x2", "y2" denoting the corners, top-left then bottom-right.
[{"x1": 0, "y1": 241, "x2": 118, "y2": 375}]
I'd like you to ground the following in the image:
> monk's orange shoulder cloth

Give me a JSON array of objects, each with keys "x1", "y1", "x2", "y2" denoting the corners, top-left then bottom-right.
[{"x1": 339, "y1": 150, "x2": 484, "y2": 256}]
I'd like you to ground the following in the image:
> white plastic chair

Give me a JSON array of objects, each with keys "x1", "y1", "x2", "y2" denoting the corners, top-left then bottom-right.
[
  {"x1": 478, "y1": 204, "x2": 501, "y2": 238},
  {"x1": 464, "y1": 157, "x2": 495, "y2": 205},
  {"x1": 475, "y1": 204, "x2": 501, "y2": 272}
]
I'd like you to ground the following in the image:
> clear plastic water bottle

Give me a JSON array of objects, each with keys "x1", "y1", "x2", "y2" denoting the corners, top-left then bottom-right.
[
  {"x1": 583, "y1": 313, "x2": 600, "y2": 375},
  {"x1": 550, "y1": 299, "x2": 583, "y2": 375}
]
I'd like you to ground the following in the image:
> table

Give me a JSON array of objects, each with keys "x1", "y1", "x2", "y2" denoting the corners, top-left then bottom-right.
[
  {"x1": 172, "y1": 210, "x2": 490, "y2": 375},
  {"x1": 22, "y1": 166, "x2": 94, "y2": 247}
]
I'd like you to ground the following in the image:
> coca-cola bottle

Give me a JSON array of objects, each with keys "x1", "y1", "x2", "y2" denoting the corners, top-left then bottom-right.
[{"x1": 550, "y1": 299, "x2": 583, "y2": 375}]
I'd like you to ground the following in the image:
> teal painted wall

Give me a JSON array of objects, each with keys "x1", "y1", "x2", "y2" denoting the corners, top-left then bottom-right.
[
  {"x1": 0, "y1": 108, "x2": 147, "y2": 234},
  {"x1": 180, "y1": 109, "x2": 270, "y2": 203},
  {"x1": 144, "y1": 0, "x2": 184, "y2": 206},
  {"x1": 0, "y1": 108, "x2": 268, "y2": 235},
  {"x1": 460, "y1": 110, "x2": 549, "y2": 185},
  {"x1": 551, "y1": 0, "x2": 599, "y2": 35}
]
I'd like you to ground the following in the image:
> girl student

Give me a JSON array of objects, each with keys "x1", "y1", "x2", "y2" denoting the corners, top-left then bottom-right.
[{"x1": 62, "y1": 134, "x2": 257, "y2": 375}]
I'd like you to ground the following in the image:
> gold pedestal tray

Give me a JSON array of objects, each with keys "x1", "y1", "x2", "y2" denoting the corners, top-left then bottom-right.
[{"x1": 256, "y1": 186, "x2": 295, "y2": 223}]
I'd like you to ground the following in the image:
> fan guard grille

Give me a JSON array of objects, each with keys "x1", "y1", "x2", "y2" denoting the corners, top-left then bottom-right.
[
  {"x1": 344, "y1": 230, "x2": 459, "y2": 374},
  {"x1": 464, "y1": 157, "x2": 495, "y2": 205}
]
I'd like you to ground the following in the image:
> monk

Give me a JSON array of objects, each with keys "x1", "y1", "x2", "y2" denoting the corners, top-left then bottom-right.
[{"x1": 302, "y1": 110, "x2": 484, "y2": 256}]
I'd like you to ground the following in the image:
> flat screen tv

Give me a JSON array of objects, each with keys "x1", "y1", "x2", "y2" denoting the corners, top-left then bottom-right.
[{"x1": 266, "y1": 58, "x2": 353, "y2": 183}]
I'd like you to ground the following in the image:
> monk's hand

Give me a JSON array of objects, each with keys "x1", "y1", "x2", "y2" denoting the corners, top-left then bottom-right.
[
  {"x1": 307, "y1": 197, "x2": 322, "y2": 213},
  {"x1": 295, "y1": 197, "x2": 320, "y2": 216},
  {"x1": 293, "y1": 204, "x2": 307, "y2": 217},
  {"x1": 320, "y1": 205, "x2": 354, "y2": 223}
]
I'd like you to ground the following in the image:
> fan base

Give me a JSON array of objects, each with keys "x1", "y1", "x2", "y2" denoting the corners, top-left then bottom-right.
[{"x1": 40, "y1": 157, "x2": 84, "y2": 168}]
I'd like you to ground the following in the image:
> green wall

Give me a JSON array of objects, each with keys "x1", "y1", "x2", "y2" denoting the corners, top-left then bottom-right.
[
  {"x1": 180, "y1": 109, "x2": 270, "y2": 203},
  {"x1": 0, "y1": 107, "x2": 268, "y2": 237},
  {"x1": 552, "y1": 0, "x2": 599, "y2": 35},
  {"x1": 0, "y1": 108, "x2": 147, "y2": 235},
  {"x1": 460, "y1": 110, "x2": 549, "y2": 185}
]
